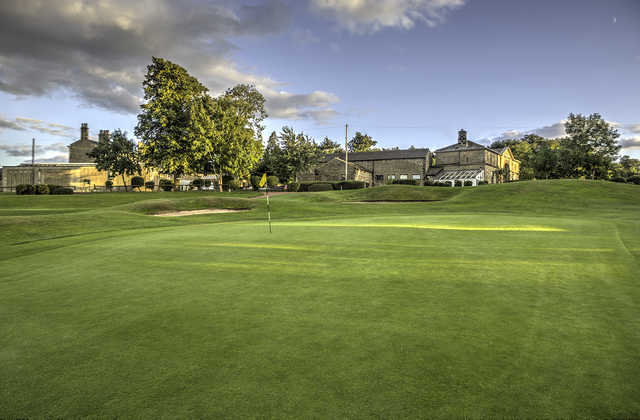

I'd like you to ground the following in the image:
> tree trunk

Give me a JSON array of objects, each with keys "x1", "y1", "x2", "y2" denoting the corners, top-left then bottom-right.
[{"x1": 121, "y1": 174, "x2": 128, "y2": 192}]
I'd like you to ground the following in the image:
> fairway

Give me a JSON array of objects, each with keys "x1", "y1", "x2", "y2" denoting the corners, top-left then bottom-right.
[{"x1": 1, "y1": 181, "x2": 639, "y2": 418}]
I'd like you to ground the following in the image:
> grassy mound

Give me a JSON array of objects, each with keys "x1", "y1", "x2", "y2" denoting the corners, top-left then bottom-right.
[
  {"x1": 125, "y1": 196, "x2": 256, "y2": 215},
  {"x1": 336, "y1": 184, "x2": 462, "y2": 202}
]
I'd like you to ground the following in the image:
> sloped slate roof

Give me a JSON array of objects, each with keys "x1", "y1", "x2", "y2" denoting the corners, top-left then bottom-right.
[
  {"x1": 321, "y1": 148, "x2": 429, "y2": 162},
  {"x1": 435, "y1": 140, "x2": 488, "y2": 152},
  {"x1": 435, "y1": 168, "x2": 484, "y2": 180},
  {"x1": 322, "y1": 157, "x2": 372, "y2": 173},
  {"x1": 69, "y1": 138, "x2": 98, "y2": 147}
]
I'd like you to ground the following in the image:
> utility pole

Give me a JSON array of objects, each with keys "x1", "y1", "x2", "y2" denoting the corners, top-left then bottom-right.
[
  {"x1": 345, "y1": 123, "x2": 348, "y2": 181},
  {"x1": 31, "y1": 138, "x2": 36, "y2": 185}
]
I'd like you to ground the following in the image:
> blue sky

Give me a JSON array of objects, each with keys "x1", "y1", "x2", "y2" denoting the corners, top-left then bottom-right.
[{"x1": 1, "y1": 0, "x2": 639, "y2": 166}]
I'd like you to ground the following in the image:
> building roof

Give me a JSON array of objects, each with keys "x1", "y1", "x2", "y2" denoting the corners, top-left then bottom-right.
[
  {"x1": 434, "y1": 140, "x2": 488, "y2": 152},
  {"x1": 323, "y1": 157, "x2": 372, "y2": 172},
  {"x1": 68, "y1": 138, "x2": 98, "y2": 147},
  {"x1": 435, "y1": 168, "x2": 484, "y2": 180},
  {"x1": 321, "y1": 148, "x2": 429, "y2": 162}
]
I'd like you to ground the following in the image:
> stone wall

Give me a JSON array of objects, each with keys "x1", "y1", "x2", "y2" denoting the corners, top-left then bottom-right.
[
  {"x1": 68, "y1": 140, "x2": 98, "y2": 163},
  {"x1": 298, "y1": 158, "x2": 373, "y2": 184},
  {"x1": 355, "y1": 157, "x2": 428, "y2": 185}
]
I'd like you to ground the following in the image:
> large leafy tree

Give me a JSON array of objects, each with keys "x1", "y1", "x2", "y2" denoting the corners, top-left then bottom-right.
[
  {"x1": 562, "y1": 113, "x2": 621, "y2": 179},
  {"x1": 222, "y1": 84, "x2": 267, "y2": 141},
  {"x1": 348, "y1": 132, "x2": 377, "y2": 152},
  {"x1": 279, "y1": 127, "x2": 318, "y2": 182},
  {"x1": 318, "y1": 137, "x2": 344, "y2": 154},
  {"x1": 88, "y1": 129, "x2": 141, "y2": 191},
  {"x1": 135, "y1": 57, "x2": 213, "y2": 184}
]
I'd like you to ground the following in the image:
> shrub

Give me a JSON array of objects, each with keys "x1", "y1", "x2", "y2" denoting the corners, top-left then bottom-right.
[
  {"x1": 15, "y1": 184, "x2": 34, "y2": 195},
  {"x1": 267, "y1": 175, "x2": 279, "y2": 187},
  {"x1": 35, "y1": 184, "x2": 49, "y2": 195},
  {"x1": 437, "y1": 182, "x2": 451, "y2": 187},
  {"x1": 52, "y1": 187, "x2": 73, "y2": 195},
  {"x1": 204, "y1": 179, "x2": 212, "y2": 188},
  {"x1": 478, "y1": 180, "x2": 488, "y2": 185},
  {"x1": 105, "y1": 180, "x2": 113, "y2": 191},
  {"x1": 145, "y1": 180, "x2": 155, "y2": 190},
  {"x1": 229, "y1": 179, "x2": 242, "y2": 191},
  {"x1": 47, "y1": 184, "x2": 61, "y2": 194},
  {"x1": 131, "y1": 176, "x2": 145, "y2": 190},
  {"x1": 287, "y1": 182, "x2": 300, "y2": 192},
  {"x1": 423, "y1": 180, "x2": 434, "y2": 186},
  {"x1": 392, "y1": 179, "x2": 420, "y2": 185},
  {"x1": 334, "y1": 180, "x2": 365, "y2": 190},
  {"x1": 250, "y1": 175, "x2": 261, "y2": 190},
  {"x1": 298, "y1": 181, "x2": 337, "y2": 192},
  {"x1": 191, "y1": 178, "x2": 203, "y2": 190},
  {"x1": 308, "y1": 183, "x2": 333, "y2": 192},
  {"x1": 610, "y1": 177, "x2": 626, "y2": 183},
  {"x1": 628, "y1": 175, "x2": 640, "y2": 185},
  {"x1": 159, "y1": 178, "x2": 173, "y2": 191},
  {"x1": 464, "y1": 180, "x2": 473, "y2": 187},
  {"x1": 454, "y1": 180, "x2": 462, "y2": 187}
]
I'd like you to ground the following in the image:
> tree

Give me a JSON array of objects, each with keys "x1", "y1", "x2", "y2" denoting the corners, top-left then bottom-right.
[
  {"x1": 222, "y1": 84, "x2": 267, "y2": 142},
  {"x1": 88, "y1": 129, "x2": 141, "y2": 191},
  {"x1": 562, "y1": 113, "x2": 621, "y2": 179},
  {"x1": 135, "y1": 57, "x2": 213, "y2": 185},
  {"x1": 318, "y1": 137, "x2": 343, "y2": 154},
  {"x1": 348, "y1": 132, "x2": 377, "y2": 152},
  {"x1": 279, "y1": 127, "x2": 318, "y2": 182}
]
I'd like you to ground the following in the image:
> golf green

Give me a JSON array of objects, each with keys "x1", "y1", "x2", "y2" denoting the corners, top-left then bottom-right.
[{"x1": 1, "y1": 180, "x2": 639, "y2": 418}]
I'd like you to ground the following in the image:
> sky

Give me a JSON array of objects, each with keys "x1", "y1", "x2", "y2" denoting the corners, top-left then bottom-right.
[{"x1": 1, "y1": 0, "x2": 639, "y2": 166}]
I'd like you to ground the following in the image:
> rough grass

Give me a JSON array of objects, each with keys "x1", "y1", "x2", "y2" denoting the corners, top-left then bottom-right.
[{"x1": 1, "y1": 180, "x2": 640, "y2": 418}]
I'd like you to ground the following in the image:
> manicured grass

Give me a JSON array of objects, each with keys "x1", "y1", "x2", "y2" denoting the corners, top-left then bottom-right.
[{"x1": 1, "y1": 180, "x2": 639, "y2": 418}]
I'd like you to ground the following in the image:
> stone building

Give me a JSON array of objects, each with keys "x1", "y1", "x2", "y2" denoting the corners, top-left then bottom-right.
[
  {"x1": 297, "y1": 148, "x2": 431, "y2": 186},
  {"x1": 1, "y1": 123, "x2": 158, "y2": 191},
  {"x1": 428, "y1": 130, "x2": 520, "y2": 185}
]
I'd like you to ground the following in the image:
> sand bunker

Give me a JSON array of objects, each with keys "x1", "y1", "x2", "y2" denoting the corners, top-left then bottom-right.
[{"x1": 153, "y1": 209, "x2": 249, "y2": 217}]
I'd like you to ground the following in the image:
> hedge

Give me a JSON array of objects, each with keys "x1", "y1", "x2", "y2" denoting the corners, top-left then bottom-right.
[
  {"x1": 191, "y1": 178, "x2": 203, "y2": 189},
  {"x1": 267, "y1": 175, "x2": 279, "y2": 187},
  {"x1": 105, "y1": 180, "x2": 113, "y2": 191},
  {"x1": 52, "y1": 187, "x2": 73, "y2": 195},
  {"x1": 287, "y1": 182, "x2": 300, "y2": 192},
  {"x1": 15, "y1": 184, "x2": 34, "y2": 195},
  {"x1": 145, "y1": 181, "x2": 155, "y2": 190},
  {"x1": 392, "y1": 179, "x2": 420, "y2": 185},
  {"x1": 454, "y1": 180, "x2": 462, "y2": 187},
  {"x1": 35, "y1": 184, "x2": 49, "y2": 195},
  {"x1": 628, "y1": 175, "x2": 640, "y2": 185},
  {"x1": 610, "y1": 177, "x2": 626, "y2": 183},
  {"x1": 464, "y1": 180, "x2": 473, "y2": 186},
  {"x1": 159, "y1": 179, "x2": 173, "y2": 191},
  {"x1": 47, "y1": 184, "x2": 61, "y2": 194},
  {"x1": 308, "y1": 183, "x2": 334, "y2": 192},
  {"x1": 334, "y1": 180, "x2": 365, "y2": 190},
  {"x1": 478, "y1": 180, "x2": 488, "y2": 185}
]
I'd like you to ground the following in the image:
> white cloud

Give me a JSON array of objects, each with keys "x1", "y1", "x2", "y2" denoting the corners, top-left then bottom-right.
[
  {"x1": 0, "y1": 141, "x2": 69, "y2": 157},
  {"x1": 619, "y1": 136, "x2": 640, "y2": 150},
  {"x1": 0, "y1": 0, "x2": 339, "y2": 124},
  {"x1": 310, "y1": 0, "x2": 466, "y2": 33},
  {"x1": 0, "y1": 116, "x2": 75, "y2": 138}
]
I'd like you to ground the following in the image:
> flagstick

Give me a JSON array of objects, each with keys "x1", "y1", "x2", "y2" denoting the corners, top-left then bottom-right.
[{"x1": 266, "y1": 187, "x2": 272, "y2": 233}]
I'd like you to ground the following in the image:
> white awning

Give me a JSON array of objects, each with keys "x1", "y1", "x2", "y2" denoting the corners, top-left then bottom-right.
[{"x1": 435, "y1": 169, "x2": 484, "y2": 181}]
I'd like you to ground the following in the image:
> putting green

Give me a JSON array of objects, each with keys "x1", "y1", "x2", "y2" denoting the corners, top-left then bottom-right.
[{"x1": 1, "y1": 181, "x2": 639, "y2": 418}]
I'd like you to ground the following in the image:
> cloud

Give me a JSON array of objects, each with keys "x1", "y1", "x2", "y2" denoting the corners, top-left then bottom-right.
[
  {"x1": 267, "y1": 90, "x2": 340, "y2": 123},
  {"x1": 0, "y1": 0, "x2": 338, "y2": 124},
  {"x1": 0, "y1": 115, "x2": 75, "y2": 137},
  {"x1": 0, "y1": 141, "x2": 69, "y2": 157},
  {"x1": 32, "y1": 155, "x2": 69, "y2": 163},
  {"x1": 310, "y1": 0, "x2": 466, "y2": 33},
  {"x1": 619, "y1": 136, "x2": 640, "y2": 150},
  {"x1": 483, "y1": 121, "x2": 567, "y2": 144}
]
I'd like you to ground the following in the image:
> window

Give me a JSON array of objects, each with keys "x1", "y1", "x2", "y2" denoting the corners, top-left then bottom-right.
[
  {"x1": 375, "y1": 175, "x2": 384, "y2": 181},
  {"x1": 388, "y1": 175, "x2": 396, "y2": 181},
  {"x1": 412, "y1": 174, "x2": 421, "y2": 180},
  {"x1": 399, "y1": 174, "x2": 408, "y2": 180}
]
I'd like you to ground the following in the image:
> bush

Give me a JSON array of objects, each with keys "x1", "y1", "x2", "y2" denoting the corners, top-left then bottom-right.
[
  {"x1": 298, "y1": 181, "x2": 335, "y2": 192},
  {"x1": 15, "y1": 184, "x2": 34, "y2": 195},
  {"x1": 423, "y1": 180, "x2": 434, "y2": 186},
  {"x1": 47, "y1": 184, "x2": 61, "y2": 194},
  {"x1": 229, "y1": 179, "x2": 242, "y2": 191},
  {"x1": 267, "y1": 175, "x2": 279, "y2": 187},
  {"x1": 145, "y1": 180, "x2": 155, "y2": 190},
  {"x1": 334, "y1": 180, "x2": 365, "y2": 190},
  {"x1": 204, "y1": 179, "x2": 212, "y2": 188},
  {"x1": 454, "y1": 180, "x2": 462, "y2": 187},
  {"x1": 287, "y1": 182, "x2": 300, "y2": 192},
  {"x1": 610, "y1": 177, "x2": 626, "y2": 183},
  {"x1": 191, "y1": 178, "x2": 203, "y2": 190},
  {"x1": 105, "y1": 180, "x2": 113, "y2": 191},
  {"x1": 308, "y1": 183, "x2": 333, "y2": 192},
  {"x1": 392, "y1": 179, "x2": 420, "y2": 185},
  {"x1": 478, "y1": 180, "x2": 488, "y2": 185},
  {"x1": 159, "y1": 178, "x2": 173, "y2": 191},
  {"x1": 35, "y1": 184, "x2": 49, "y2": 195},
  {"x1": 131, "y1": 176, "x2": 145, "y2": 190},
  {"x1": 250, "y1": 175, "x2": 261, "y2": 190},
  {"x1": 464, "y1": 180, "x2": 473, "y2": 187},
  {"x1": 628, "y1": 175, "x2": 640, "y2": 185},
  {"x1": 52, "y1": 187, "x2": 73, "y2": 195}
]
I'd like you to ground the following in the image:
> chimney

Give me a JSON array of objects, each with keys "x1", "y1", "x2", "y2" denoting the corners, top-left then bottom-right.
[
  {"x1": 81, "y1": 123, "x2": 89, "y2": 141},
  {"x1": 458, "y1": 129, "x2": 468, "y2": 146},
  {"x1": 98, "y1": 130, "x2": 110, "y2": 142}
]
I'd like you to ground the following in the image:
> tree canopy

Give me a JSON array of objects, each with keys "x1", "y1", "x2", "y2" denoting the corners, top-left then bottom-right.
[
  {"x1": 348, "y1": 132, "x2": 377, "y2": 152},
  {"x1": 88, "y1": 129, "x2": 141, "y2": 191}
]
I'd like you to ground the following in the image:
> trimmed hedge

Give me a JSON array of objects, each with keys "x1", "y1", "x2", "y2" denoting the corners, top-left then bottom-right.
[
  {"x1": 628, "y1": 175, "x2": 640, "y2": 185},
  {"x1": 267, "y1": 175, "x2": 279, "y2": 187},
  {"x1": 35, "y1": 184, "x2": 49, "y2": 195},
  {"x1": 478, "y1": 180, "x2": 488, "y2": 185},
  {"x1": 308, "y1": 183, "x2": 334, "y2": 192},
  {"x1": 191, "y1": 178, "x2": 203, "y2": 189},
  {"x1": 131, "y1": 176, "x2": 145, "y2": 189},
  {"x1": 464, "y1": 180, "x2": 473, "y2": 186},
  {"x1": 105, "y1": 180, "x2": 113, "y2": 191},
  {"x1": 145, "y1": 181, "x2": 155, "y2": 190},
  {"x1": 47, "y1": 184, "x2": 61, "y2": 194},
  {"x1": 159, "y1": 179, "x2": 173, "y2": 191},
  {"x1": 52, "y1": 187, "x2": 73, "y2": 195},
  {"x1": 229, "y1": 179, "x2": 242, "y2": 191},
  {"x1": 334, "y1": 180, "x2": 365, "y2": 190},
  {"x1": 392, "y1": 179, "x2": 420, "y2": 185},
  {"x1": 287, "y1": 182, "x2": 300, "y2": 192},
  {"x1": 454, "y1": 180, "x2": 462, "y2": 187},
  {"x1": 15, "y1": 184, "x2": 34, "y2": 195}
]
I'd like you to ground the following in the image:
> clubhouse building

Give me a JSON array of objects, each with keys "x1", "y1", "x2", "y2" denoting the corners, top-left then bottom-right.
[{"x1": 298, "y1": 130, "x2": 520, "y2": 186}]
